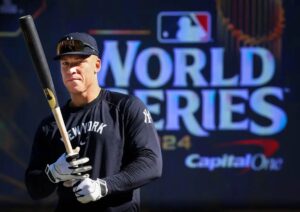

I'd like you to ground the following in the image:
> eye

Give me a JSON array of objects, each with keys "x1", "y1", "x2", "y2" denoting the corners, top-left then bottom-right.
[
  {"x1": 61, "y1": 61, "x2": 69, "y2": 67},
  {"x1": 74, "y1": 61, "x2": 83, "y2": 66}
]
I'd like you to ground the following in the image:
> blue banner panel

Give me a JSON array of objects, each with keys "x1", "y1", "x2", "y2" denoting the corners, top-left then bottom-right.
[{"x1": 0, "y1": 0, "x2": 300, "y2": 210}]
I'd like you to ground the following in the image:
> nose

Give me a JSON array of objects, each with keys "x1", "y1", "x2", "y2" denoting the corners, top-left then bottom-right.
[{"x1": 68, "y1": 66, "x2": 77, "y2": 74}]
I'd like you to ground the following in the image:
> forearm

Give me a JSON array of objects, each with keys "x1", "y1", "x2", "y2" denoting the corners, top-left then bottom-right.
[
  {"x1": 25, "y1": 167, "x2": 57, "y2": 200},
  {"x1": 104, "y1": 149, "x2": 162, "y2": 195}
]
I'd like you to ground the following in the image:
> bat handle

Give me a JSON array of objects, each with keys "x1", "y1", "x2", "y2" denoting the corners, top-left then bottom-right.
[{"x1": 52, "y1": 107, "x2": 74, "y2": 155}]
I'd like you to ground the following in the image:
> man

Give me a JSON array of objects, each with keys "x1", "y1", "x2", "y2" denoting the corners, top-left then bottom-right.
[{"x1": 25, "y1": 32, "x2": 163, "y2": 211}]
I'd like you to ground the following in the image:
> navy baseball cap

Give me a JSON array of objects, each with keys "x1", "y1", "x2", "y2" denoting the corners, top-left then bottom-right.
[{"x1": 54, "y1": 32, "x2": 99, "y2": 60}]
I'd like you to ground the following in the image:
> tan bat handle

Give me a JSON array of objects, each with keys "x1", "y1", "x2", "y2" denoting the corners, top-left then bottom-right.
[{"x1": 52, "y1": 107, "x2": 74, "y2": 155}]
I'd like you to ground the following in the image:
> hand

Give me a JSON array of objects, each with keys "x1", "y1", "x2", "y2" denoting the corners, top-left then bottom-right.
[
  {"x1": 73, "y1": 178, "x2": 108, "y2": 204},
  {"x1": 45, "y1": 147, "x2": 92, "y2": 183}
]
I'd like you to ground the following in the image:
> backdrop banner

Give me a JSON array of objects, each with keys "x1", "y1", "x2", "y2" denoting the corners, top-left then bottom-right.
[{"x1": 0, "y1": 0, "x2": 299, "y2": 210}]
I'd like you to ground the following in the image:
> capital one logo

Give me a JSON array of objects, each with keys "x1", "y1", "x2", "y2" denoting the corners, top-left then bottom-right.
[{"x1": 157, "y1": 11, "x2": 212, "y2": 43}]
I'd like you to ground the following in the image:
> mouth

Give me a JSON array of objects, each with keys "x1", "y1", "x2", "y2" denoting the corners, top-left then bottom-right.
[{"x1": 67, "y1": 78, "x2": 80, "y2": 82}]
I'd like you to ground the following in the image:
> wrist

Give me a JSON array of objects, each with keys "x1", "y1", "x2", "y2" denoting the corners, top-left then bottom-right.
[
  {"x1": 97, "y1": 179, "x2": 108, "y2": 198},
  {"x1": 45, "y1": 164, "x2": 59, "y2": 183}
]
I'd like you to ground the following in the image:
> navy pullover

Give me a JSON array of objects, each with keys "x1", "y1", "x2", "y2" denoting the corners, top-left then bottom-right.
[{"x1": 25, "y1": 89, "x2": 163, "y2": 211}]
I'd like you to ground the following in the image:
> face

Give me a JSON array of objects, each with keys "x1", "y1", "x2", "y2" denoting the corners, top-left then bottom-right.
[{"x1": 60, "y1": 55, "x2": 100, "y2": 95}]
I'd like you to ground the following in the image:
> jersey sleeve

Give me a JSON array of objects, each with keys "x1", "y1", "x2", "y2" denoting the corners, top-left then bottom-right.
[
  {"x1": 104, "y1": 95, "x2": 163, "y2": 194},
  {"x1": 25, "y1": 119, "x2": 57, "y2": 199}
]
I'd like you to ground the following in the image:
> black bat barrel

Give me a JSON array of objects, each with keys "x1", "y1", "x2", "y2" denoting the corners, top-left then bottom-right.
[{"x1": 19, "y1": 15, "x2": 58, "y2": 109}]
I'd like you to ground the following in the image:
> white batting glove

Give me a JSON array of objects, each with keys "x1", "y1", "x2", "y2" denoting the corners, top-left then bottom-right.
[
  {"x1": 73, "y1": 178, "x2": 108, "y2": 204},
  {"x1": 45, "y1": 147, "x2": 92, "y2": 183}
]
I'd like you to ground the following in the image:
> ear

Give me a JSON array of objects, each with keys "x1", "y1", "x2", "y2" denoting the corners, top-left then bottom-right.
[{"x1": 95, "y1": 58, "x2": 101, "y2": 74}]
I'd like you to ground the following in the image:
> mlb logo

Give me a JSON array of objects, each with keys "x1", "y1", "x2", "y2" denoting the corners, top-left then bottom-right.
[{"x1": 157, "y1": 11, "x2": 211, "y2": 43}]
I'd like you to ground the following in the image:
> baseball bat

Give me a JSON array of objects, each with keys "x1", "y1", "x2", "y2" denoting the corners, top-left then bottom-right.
[{"x1": 19, "y1": 15, "x2": 74, "y2": 155}]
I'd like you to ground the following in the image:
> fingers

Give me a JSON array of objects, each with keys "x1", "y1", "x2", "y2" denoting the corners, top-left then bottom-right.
[
  {"x1": 77, "y1": 196, "x2": 90, "y2": 204},
  {"x1": 71, "y1": 174, "x2": 90, "y2": 180},
  {"x1": 72, "y1": 165, "x2": 92, "y2": 174},
  {"x1": 73, "y1": 178, "x2": 96, "y2": 204},
  {"x1": 69, "y1": 156, "x2": 92, "y2": 175},
  {"x1": 73, "y1": 178, "x2": 90, "y2": 192},
  {"x1": 68, "y1": 155, "x2": 92, "y2": 176},
  {"x1": 63, "y1": 179, "x2": 79, "y2": 187},
  {"x1": 72, "y1": 179, "x2": 83, "y2": 189},
  {"x1": 70, "y1": 157, "x2": 89, "y2": 166},
  {"x1": 48, "y1": 147, "x2": 92, "y2": 183},
  {"x1": 72, "y1": 178, "x2": 106, "y2": 204}
]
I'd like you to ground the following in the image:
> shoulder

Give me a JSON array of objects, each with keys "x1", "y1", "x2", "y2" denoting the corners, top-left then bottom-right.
[
  {"x1": 36, "y1": 113, "x2": 56, "y2": 135},
  {"x1": 102, "y1": 90, "x2": 153, "y2": 127},
  {"x1": 101, "y1": 89, "x2": 145, "y2": 113}
]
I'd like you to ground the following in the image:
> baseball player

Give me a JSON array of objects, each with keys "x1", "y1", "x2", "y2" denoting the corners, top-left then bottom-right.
[{"x1": 25, "y1": 32, "x2": 163, "y2": 211}]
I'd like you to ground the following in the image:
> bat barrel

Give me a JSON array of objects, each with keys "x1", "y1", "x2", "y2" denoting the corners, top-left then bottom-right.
[
  {"x1": 19, "y1": 15, "x2": 74, "y2": 155},
  {"x1": 19, "y1": 15, "x2": 58, "y2": 109}
]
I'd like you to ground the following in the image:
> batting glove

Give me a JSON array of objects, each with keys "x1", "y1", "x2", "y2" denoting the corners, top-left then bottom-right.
[
  {"x1": 73, "y1": 178, "x2": 108, "y2": 204},
  {"x1": 45, "y1": 147, "x2": 92, "y2": 183}
]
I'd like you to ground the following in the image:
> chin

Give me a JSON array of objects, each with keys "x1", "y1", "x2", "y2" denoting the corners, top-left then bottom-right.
[{"x1": 67, "y1": 87, "x2": 84, "y2": 95}]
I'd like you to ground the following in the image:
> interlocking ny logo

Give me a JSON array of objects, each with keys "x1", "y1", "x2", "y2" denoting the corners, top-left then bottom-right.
[{"x1": 143, "y1": 109, "x2": 152, "y2": 123}]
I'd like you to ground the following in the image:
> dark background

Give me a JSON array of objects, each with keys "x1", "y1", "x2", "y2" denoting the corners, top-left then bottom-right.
[{"x1": 0, "y1": 0, "x2": 300, "y2": 211}]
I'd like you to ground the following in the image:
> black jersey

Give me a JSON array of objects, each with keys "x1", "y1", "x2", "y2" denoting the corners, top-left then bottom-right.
[{"x1": 25, "y1": 89, "x2": 163, "y2": 211}]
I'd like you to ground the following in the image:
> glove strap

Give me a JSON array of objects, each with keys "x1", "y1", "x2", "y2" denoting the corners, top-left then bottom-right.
[
  {"x1": 45, "y1": 164, "x2": 59, "y2": 183},
  {"x1": 98, "y1": 179, "x2": 108, "y2": 197}
]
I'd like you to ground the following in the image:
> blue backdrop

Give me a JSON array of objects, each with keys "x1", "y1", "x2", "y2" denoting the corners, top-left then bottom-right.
[{"x1": 0, "y1": 0, "x2": 300, "y2": 210}]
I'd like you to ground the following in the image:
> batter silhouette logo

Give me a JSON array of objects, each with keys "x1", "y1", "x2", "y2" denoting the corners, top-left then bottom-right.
[{"x1": 157, "y1": 11, "x2": 211, "y2": 43}]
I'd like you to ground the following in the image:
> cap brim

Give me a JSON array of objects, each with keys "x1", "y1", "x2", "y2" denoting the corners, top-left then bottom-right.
[{"x1": 53, "y1": 51, "x2": 97, "y2": 60}]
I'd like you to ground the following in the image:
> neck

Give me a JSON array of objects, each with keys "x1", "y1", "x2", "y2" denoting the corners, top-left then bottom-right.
[{"x1": 70, "y1": 86, "x2": 101, "y2": 107}]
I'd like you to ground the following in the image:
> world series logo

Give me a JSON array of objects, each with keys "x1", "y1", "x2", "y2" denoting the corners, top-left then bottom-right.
[{"x1": 157, "y1": 11, "x2": 212, "y2": 43}]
